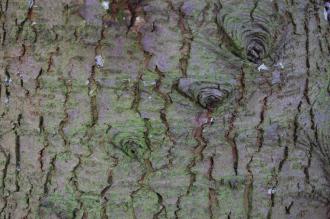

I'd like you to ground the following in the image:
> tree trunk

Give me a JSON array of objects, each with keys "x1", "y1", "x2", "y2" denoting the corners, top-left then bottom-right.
[{"x1": 0, "y1": 0, "x2": 329, "y2": 218}]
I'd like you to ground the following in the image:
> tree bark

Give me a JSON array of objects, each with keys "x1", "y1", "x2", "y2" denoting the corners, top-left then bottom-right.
[{"x1": 0, "y1": 0, "x2": 329, "y2": 218}]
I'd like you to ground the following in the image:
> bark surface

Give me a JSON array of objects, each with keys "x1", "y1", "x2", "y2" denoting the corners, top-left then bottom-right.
[{"x1": 0, "y1": 0, "x2": 330, "y2": 218}]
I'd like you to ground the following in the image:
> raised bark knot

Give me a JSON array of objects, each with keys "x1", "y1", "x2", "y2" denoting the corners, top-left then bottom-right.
[
  {"x1": 215, "y1": 1, "x2": 287, "y2": 64},
  {"x1": 176, "y1": 78, "x2": 231, "y2": 109},
  {"x1": 111, "y1": 132, "x2": 148, "y2": 161},
  {"x1": 246, "y1": 38, "x2": 266, "y2": 64}
]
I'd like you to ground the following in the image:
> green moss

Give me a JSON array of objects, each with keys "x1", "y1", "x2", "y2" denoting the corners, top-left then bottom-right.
[
  {"x1": 132, "y1": 187, "x2": 160, "y2": 218},
  {"x1": 106, "y1": 200, "x2": 135, "y2": 219},
  {"x1": 80, "y1": 194, "x2": 102, "y2": 217},
  {"x1": 142, "y1": 70, "x2": 158, "y2": 86},
  {"x1": 41, "y1": 187, "x2": 78, "y2": 218},
  {"x1": 111, "y1": 131, "x2": 148, "y2": 160},
  {"x1": 21, "y1": 25, "x2": 37, "y2": 43},
  {"x1": 291, "y1": 161, "x2": 301, "y2": 170},
  {"x1": 57, "y1": 151, "x2": 72, "y2": 161}
]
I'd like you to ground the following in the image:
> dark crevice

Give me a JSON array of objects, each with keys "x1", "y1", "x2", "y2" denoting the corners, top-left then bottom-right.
[
  {"x1": 24, "y1": 178, "x2": 33, "y2": 217},
  {"x1": 225, "y1": 68, "x2": 245, "y2": 175},
  {"x1": 130, "y1": 189, "x2": 139, "y2": 219},
  {"x1": 197, "y1": 2, "x2": 210, "y2": 28},
  {"x1": 0, "y1": 145, "x2": 10, "y2": 195},
  {"x1": 250, "y1": 0, "x2": 259, "y2": 22},
  {"x1": 15, "y1": 2, "x2": 34, "y2": 42},
  {"x1": 225, "y1": 111, "x2": 239, "y2": 176},
  {"x1": 38, "y1": 116, "x2": 44, "y2": 134},
  {"x1": 160, "y1": 108, "x2": 176, "y2": 166},
  {"x1": 35, "y1": 68, "x2": 43, "y2": 92},
  {"x1": 310, "y1": 0, "x2": 323, "y2": 53},
  {"x1": 193, "y1": 110, "x2": 212, "y2": 160},
  {"x1": 1, "y1": 22, "x2": 6, "y2": 46},
  {"x1": 100, "y1": 169, "x2": 113, "y2": 216},
  {"x1": 31, "y1": 24, "x2": 38, "y2": 43},
  {"x1": 303, "y1": 147, "x2": 312, "y2": 184},
  {"x1": 101, "y1": 168, "x2": 115, "y2": 201},
  {"x1": 285, "y1": 201, "x2": 294, "y2": 214},
  {"x1": 126, "y1": 0, "x2": 142, "y2": 34},
  {"x1": 143, "y1": 118, "x2": 152, "y2": 152},
  {"x1": 214, "y1": 4, "x2": 244, "y2": 60},
  {"x1": 285, "y1": 11, "x2": 297, "y2": 35},
  {"x1": 245, "y1": 79, "x2": 272, "y2": 218},
  {"x1": 37, "y1": 136, "x2": 48, "y2": 172},
  {"x1": 303, "y1": 78, "x2": 311, "y2": 105},
  {"x1": 49, "y1": 47, "x2": 59, "y2": 73},
  {"x1": 207, "y1": 155, "x2": 219, "y2": 219},
  {"x1": 4, "y1": 68, "x2": 11, "y2": 106},
  {"x1": 178, "y1": 3, "x2": 193, "y2": 78},
  {"x1": 154, "y1": 67, "x2": 174, "y2": 166},
  {"x1": 267, "y1": 135, "x2": 288, "y2": 218},
  {"x1": 14, "y1": 113, "x2": 22, "y2": 192},
  {"x1": 136, "y1": 5, "x2": 175, "y2": 167},
  {"x1": 293, "y1": 101, "x2": 302, "y2": 146},
  {"x1": 245, "y1": 82, "x2": 272, "y2": 219},
  {"x1": 0, "y1": 195, "x2": 8, "y2": 217},
  {"x1": 175, "y1": 110, "x2": 212, "y2": 218},
  {"x1": 131, "y1": 72, "x2": 142, "y2": 115},
  {"x1": 69, "y1": 155, "x2": 83, "y2": 218},
  {"x1": 19, "y1": 43, "x2": 26, "y2": 61},
  {"x1": 88, "y1": 19, "x2": 106, "y2": 129},
  {"x1": 256, "y1": 94, "x2": 270, "y2": 152},
  {"x1": 244, "y1": 159, "x2": 254, "y2": 219},
  {"x1": 302, "y1": 2, "x2": 316, "y2": 186},
  {"x1": 89, "y1": 65, "x2": 98, "y2": 127},
  {"x1": 278, "y1": 145, "x2": 289, "y2": 171},
  {"x1": 152, "y1": 191, "x2": 168, "y2": 219},
  {"x1": 174, "y1": 158, "x2": 197, "y2": 219},
  {"x1": 43, "y1": 155, "x2": 57, "y2": 195},
  {"x1": 59, "y1": 78, "x2": 72, "y2": 149},
  {"x1": 35, "y1": 66, "x2": 50, "y2": 174}
]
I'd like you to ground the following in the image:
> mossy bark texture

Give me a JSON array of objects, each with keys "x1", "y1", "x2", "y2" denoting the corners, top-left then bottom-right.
[{"x1": 0, "y1": 0, "x2": 330, "y2": 218}]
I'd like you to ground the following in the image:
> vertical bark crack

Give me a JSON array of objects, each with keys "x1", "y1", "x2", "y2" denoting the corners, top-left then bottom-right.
[
  {"x1": 178, "y1": 3, "x2": 193, "y2": 78},
  {"x1": 207, "y1": 155, "x2": 219, "y2": 219}
]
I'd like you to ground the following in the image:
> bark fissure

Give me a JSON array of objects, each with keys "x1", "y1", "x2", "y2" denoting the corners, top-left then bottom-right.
[
  {"x1": 207, "y1": 155, "x2": 220, "y2": 219},
  {"x1": 59, "y1": 78, "x2": 72, "y2": 149},
  {"x1": 178, "y1": 4, "x2": 193, "y2": 78},
  {"x1": 0, "y1": 0, "x2": 329, "y2": 217}
]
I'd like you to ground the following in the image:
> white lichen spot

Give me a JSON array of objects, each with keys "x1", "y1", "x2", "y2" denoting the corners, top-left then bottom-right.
[
  {"x1": 257, "y1": 63, "x2": 269, "y2": 72},
  {"x1": 89, "y1": 88, "x2": 97, "y2": 96},
  {"x1": 135, "y1": 16, "x2": 143, "y2": 22},
  {"x1": 325, "y1": 8, "x2": 328, "y2": 21},
  {"x1": 102, "y1": 1, "x2": 110, "y2": 10},
  {"x1": 4, "y1": 96, "x2": 9, "y2": 105},
  {"x1": 325, "y1": 3, "x2": 330, "y2": 21},
  {"x1": 268, "y1": 187, "x2": 276, "y2": 195},
  {"x1": 274, "y1": 62, "x2": 284, "y2": 69},
  {"x1": 4, "y1": 77, "x2": 12, "y2": 86},
  {"x1": 28, "y1": 0, "x2": 34, "y2": 8},
  {"x1": 95, "y1": 55, "x2": 104, "y2": 68}
]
